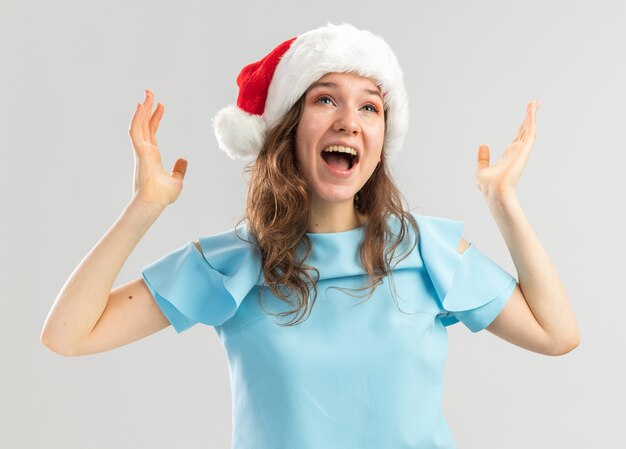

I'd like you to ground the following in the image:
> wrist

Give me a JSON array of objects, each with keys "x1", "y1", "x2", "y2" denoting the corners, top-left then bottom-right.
[
  {"x1": 484, "y1": 188, "x2": 519, "y2": 214},
  {"x1": 127, "y1": 196, "x2": 167, "y2": 217}
]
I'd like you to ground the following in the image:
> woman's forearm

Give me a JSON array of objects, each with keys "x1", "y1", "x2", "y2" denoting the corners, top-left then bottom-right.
[
  {"x1": 40, "y1": 198, "x2": 165, "y2": 352},
  {"x1": 485, "y1": 191, "x2": 580, "y2": 348}
]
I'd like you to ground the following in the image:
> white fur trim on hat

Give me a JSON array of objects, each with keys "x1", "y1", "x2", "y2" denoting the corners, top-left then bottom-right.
[{"x1": 213, "y1": 104, "x2": 267, "y2": 161}]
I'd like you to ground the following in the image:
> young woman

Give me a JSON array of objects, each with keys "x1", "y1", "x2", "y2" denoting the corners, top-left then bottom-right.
[{"x1": 41, "y1": 23, "x2": 580, "y2": 448}]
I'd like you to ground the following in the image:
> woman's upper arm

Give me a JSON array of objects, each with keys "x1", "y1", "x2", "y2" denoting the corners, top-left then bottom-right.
[
  {"x1": 457, "y1": 236, "x2": 555, "y2": 355},
  {"x1": 484, "y1": 283, "x2": 558, "y2": 355},
  {"x1": 68, "y1": 276, "x2": 172, "y2": 356},
  {"x1": 68, "y1": 241, "x2": 208, "y2": 356},
  {"x1": 457, "y1": 235, "x2": 562, "y2": 355}
]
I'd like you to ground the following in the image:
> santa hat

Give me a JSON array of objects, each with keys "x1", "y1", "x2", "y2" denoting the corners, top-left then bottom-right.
[{"x1": 213, "y1": 23, "x2": 409, "y2": 162}]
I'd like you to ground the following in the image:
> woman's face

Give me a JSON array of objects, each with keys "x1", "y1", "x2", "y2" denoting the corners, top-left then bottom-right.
[{"x1": 295, "y1": 72, "x2": 385, "y2": 205}]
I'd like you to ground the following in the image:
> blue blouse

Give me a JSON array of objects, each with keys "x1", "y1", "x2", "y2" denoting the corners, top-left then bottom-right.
[{"x1": 141, "y1": 212, "x2": 517, "y2": 448}]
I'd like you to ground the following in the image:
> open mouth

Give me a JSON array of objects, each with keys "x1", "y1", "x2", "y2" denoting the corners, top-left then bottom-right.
[{"x1": 320, "y1": 148, "x2": 359, "y2": 172}]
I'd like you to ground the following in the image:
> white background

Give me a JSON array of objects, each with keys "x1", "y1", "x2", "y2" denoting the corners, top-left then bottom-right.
[{"x1": 2, "y1": 0, "x2": 623, "y2": 447}]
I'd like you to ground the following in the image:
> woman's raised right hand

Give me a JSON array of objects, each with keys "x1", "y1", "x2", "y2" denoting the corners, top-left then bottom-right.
[{"x1": 128, "y1": 89, "x2": 188, "y2": 208}]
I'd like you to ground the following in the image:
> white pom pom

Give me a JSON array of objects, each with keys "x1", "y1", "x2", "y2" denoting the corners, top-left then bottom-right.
[{"x1": 212, "y1": 105, "x2": 267, "y2": 160}]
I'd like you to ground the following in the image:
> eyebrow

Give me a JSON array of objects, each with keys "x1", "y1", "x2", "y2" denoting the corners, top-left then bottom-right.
[{"x1": 308, "y1": 81, "x2": 383, "y2": 101}]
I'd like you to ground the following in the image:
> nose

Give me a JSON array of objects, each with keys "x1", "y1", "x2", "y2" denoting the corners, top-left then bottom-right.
[{"x1": 333, "y1": 107, "x2": 360, "y2": 135}]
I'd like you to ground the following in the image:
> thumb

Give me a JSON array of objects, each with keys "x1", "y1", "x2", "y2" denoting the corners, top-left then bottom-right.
[
  {"x1": 477, "y1": 144, "x2": 490, "y2": 170},
  {"x1": 171, "y1": 158, "x2": 188, "y2": 180}
]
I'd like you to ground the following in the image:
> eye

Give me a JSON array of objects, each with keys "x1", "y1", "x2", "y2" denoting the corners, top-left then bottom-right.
[
  {"x1": 316, "y1": 95, "x2": 335, "y2": 105},
  {"x1": 362, "y1": 103, "x2": 379, "y2": 113}
]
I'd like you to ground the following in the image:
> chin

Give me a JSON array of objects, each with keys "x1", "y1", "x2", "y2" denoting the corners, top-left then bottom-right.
[{"x1": 311, "y1": 185, "x2": 357, "y2": 203}]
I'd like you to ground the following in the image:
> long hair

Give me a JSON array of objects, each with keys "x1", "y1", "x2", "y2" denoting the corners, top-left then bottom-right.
[{"x1": 236, "y1": 93, "x2": 419, "y2": 326}]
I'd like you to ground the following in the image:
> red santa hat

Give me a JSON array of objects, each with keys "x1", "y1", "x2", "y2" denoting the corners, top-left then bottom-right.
[{"x1": 213, "y1": 23, "x2": 409, "y2": 162}]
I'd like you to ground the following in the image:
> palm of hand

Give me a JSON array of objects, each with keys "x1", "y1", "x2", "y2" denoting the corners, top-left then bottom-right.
[
  {"x1": 129, "y1": 89, "x2": 188, "y2": 207},
  {"x1": 475, "y1": 100, "x2": 540, "y2": 197}
]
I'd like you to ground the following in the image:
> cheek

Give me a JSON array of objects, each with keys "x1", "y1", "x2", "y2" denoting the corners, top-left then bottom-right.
[
  {"x1": 297, "y1": 116, "x2": 319, "y2": 142},
  {"x1": 365, "y1": 125, "x2": 385, "y2": 158},
  {"x1": 294, "y1": 130, "x2": 307, "y2": 167},
  {"x1": 363, "y1": 116, "x2": 385, "y2": 141},
  {"x1": 374, "y1": 121, "x2": 386, "y2": 142},
  {"x1": 295, "y1": 118, "x2": 322, "y2": 160},
  {"x1": 364, "y1": 126, "x2": 385, "y2": 168},
  {"x1": 294, "y1": 134, "x2": 313, "y2": 178}
]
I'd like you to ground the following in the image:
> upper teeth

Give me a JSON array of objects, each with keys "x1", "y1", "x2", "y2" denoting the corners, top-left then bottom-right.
[{"x1": 322, "y1": 145, "x2": 357, "y2": 157}]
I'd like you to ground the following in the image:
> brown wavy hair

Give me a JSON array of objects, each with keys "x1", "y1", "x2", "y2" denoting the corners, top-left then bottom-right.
[{"x1": 235, "y1": 91, "x2": 419, "y2": 326}]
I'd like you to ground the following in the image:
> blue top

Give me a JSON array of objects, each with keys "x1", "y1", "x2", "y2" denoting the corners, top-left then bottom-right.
[{"x1": 141, "y1": 211, "x2": 517, "y2": 449}]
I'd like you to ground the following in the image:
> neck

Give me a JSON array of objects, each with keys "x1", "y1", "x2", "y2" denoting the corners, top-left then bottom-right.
[{"x1": 306, "y1": 195, "x2": 366, "y2": 233}]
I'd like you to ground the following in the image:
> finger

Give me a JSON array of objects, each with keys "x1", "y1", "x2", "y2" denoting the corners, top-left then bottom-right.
[
  {"x1": 137, "y1": 90, "x2": 149, "y2": 135},
  {"x1": 518, "y1": 125, "x2": 527, "y2": 143},
  {"x1": 142, "y1": 90, "x2": 154, "y2": 141},
  {"x1": 513, "y1": 126, "x2": 525, "y2": 143},
  {"x1": 149, "y1": 102, "x2": 163, "y2": 146},
  {"x1": 513, "y1": 109, "x2": 528, "y2": 141},
  {"x1": 477, "y1": 144, "x2": 490, "y2": 170},
  {"x1": 520, "y1": 101, "x2": 539, "y2": 145},
  {"x1": 129, "y1": 102, "x2": 144, "y2": 149},
  {"x1": 512, "y1": 111, "x2": 530, "y2": 143},
  {"x1": 171, "y1": 158, "x2": 188, "y2": 181},
  {"x1": 515, "y1": 115, "x2": 527, "y2": 137},
  {"x1": 528, "y1": 100, "x2": 539, "y2": 142}
]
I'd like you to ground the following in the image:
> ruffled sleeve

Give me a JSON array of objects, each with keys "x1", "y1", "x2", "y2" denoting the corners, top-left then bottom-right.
[
  {"x1": 412, "y1": 213, "x2": 518, "y2": 333},
  {"x1": 140, "y1": 224, "x2": 263, "y2": 334}
]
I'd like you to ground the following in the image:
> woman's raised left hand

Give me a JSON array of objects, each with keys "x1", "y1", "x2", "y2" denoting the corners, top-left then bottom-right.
[{"x1": 475, "y1": 100, "x2": 541, "y2": 198}]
